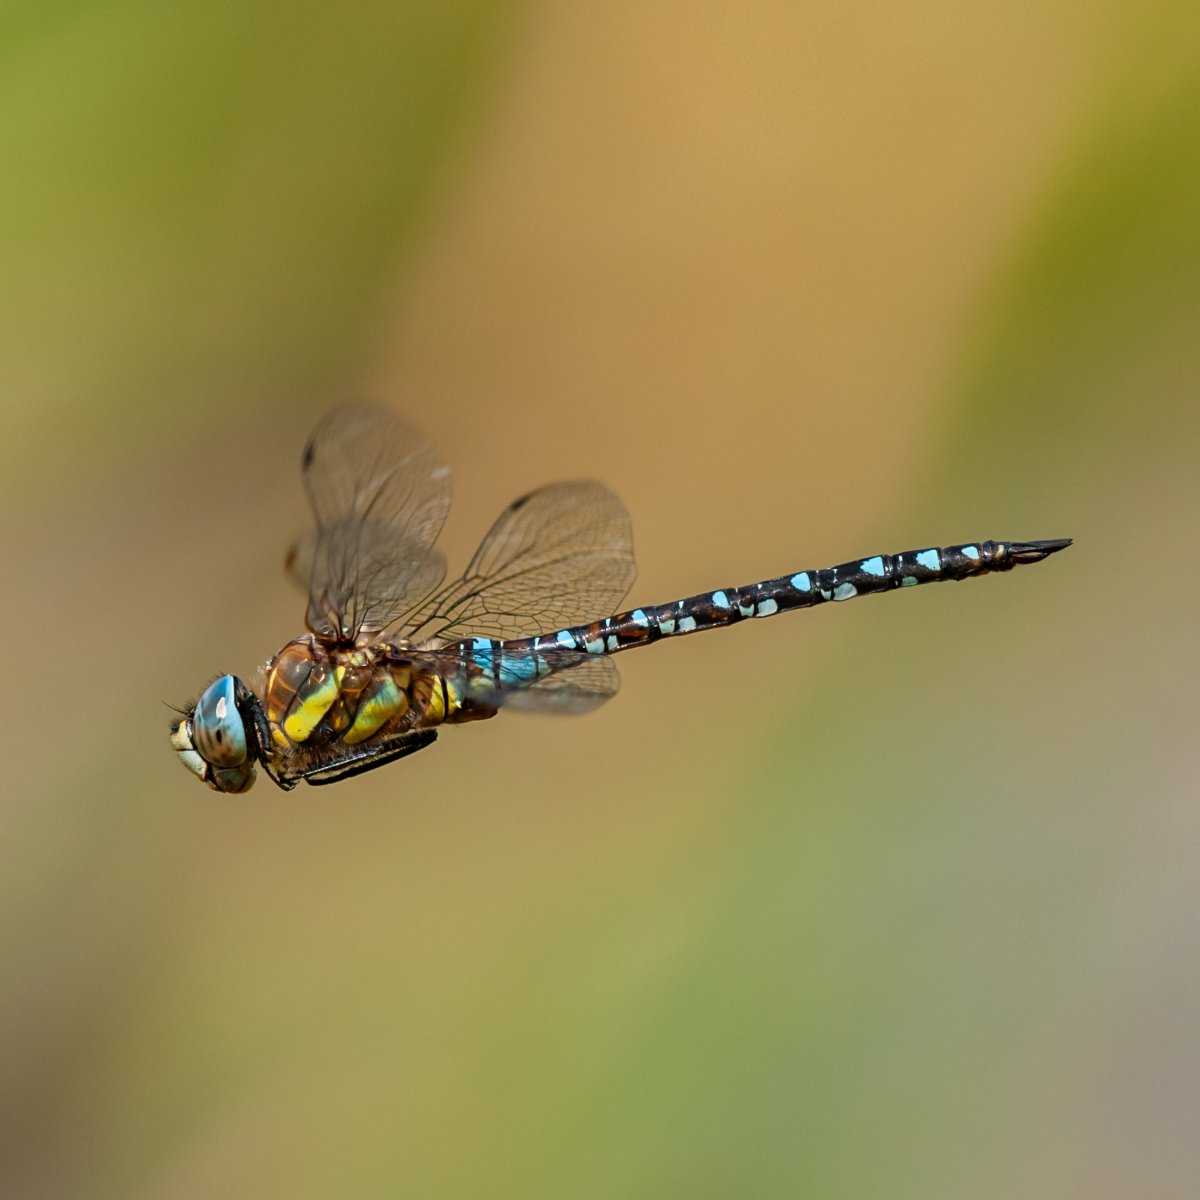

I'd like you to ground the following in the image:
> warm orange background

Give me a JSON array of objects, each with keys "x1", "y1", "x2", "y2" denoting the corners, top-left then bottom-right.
[{"x1": 3, "y1": 3, "x2": 1197, "y2": 1196}]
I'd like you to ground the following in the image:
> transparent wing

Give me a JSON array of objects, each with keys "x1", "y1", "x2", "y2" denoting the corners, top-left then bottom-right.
[
  {"x1": 457, "y1": 648, "x2": 621, "y2": 716},
  {"x1": 402, "y1": 481, "x2": 636, "y2": 643},
  {"x1": 297, "y1": 404, "x2": 452, "y2": 642},
  {"x1": 286, "y1": 529, "x2": 446, "y2": 616}
]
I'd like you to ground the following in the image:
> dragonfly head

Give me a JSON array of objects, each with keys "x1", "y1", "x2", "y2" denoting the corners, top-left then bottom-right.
[{"x1": 171, "y1": 675, "x2": 259, "y2": 793}]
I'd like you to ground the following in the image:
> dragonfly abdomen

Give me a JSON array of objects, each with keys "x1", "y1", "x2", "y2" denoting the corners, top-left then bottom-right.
[{"x1": 519, "y1": 538, "x2": 1071, "y2": 658}]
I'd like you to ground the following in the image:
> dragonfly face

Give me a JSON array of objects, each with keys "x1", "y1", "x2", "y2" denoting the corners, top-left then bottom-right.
[{"x1": 171, "y1": 675, "x2": 259, "y2": 793}]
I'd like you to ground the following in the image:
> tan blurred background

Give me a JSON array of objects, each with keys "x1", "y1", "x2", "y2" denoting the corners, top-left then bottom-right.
[{"x1": 2, "y1": 2, "x2": 1198, "y2": 1196}]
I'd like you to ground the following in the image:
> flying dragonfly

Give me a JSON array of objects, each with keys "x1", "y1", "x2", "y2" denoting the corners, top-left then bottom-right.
[{"x1": 170, "y1": 404, "x2": 1070, "y2": 791}]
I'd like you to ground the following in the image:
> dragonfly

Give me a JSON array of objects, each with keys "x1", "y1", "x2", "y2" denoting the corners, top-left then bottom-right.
[{"x1": 171, "y1": 404, "x2": 1070, "y2": 792}]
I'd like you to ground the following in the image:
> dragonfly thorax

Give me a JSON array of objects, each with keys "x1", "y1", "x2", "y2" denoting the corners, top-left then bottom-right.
[{"x1": 263, "y1": 636, "x2": 423, "y2": 756}]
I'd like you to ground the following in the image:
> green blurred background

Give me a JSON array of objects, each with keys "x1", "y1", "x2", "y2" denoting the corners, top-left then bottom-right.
[{"x1": 3, "y1": 2, "x2": 1198, "y2": 1196}]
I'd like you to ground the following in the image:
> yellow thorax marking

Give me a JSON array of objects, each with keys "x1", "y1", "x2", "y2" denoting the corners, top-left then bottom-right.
[
  {"x1": 343, "y1": 672, "x2": 408, "y2": 746},
  {"x1": 421, "y1": 672, "x2": 460, "y2": 724},
  {"x1": 282, "y1": 665, "x2": 342, "y2": 743}
]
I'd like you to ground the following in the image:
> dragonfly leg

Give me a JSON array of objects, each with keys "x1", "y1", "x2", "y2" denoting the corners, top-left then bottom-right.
[{"x1": 289, "y1": 729, "x2": 439, "y2": 787}]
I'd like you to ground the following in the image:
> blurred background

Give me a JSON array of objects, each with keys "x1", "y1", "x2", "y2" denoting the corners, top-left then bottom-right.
[{"x1": 2, "y1": 2, "x2": 1197, "y2": 1196}]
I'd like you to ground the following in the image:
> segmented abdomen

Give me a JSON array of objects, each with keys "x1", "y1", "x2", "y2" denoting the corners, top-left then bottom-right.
[{"x1": 510, "y1": 540, "x2": 1048, "y2": 659}]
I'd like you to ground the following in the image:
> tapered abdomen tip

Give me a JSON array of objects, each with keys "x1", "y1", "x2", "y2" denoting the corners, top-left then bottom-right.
[{"x1": 1008, "y1": 538, "x2": 1073, "y2": 564}]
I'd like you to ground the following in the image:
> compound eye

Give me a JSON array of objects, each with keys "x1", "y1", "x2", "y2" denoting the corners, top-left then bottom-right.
[{"x1": 192, "y1": 675, "x2": 249, "y2": 768}]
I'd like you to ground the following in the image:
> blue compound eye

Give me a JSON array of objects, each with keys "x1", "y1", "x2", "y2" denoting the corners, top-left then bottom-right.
[{"x1": 191, "y1": 675, "x2": 249, "y2": 769}]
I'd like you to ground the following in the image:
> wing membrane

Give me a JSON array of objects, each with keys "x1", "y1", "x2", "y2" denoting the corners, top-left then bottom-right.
[
  {"x1": 298, "y1": 404, "x2": 451, "y2": 642},
  {"x1": 403, "y1": 481, "x2": 635, "y2": 643},
  {"x1": 463, "y1": 648, "x2": 621, "y2": 715},
  {"x1": 286, "y1": 529, "x2": 446, "y2": 616}
]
